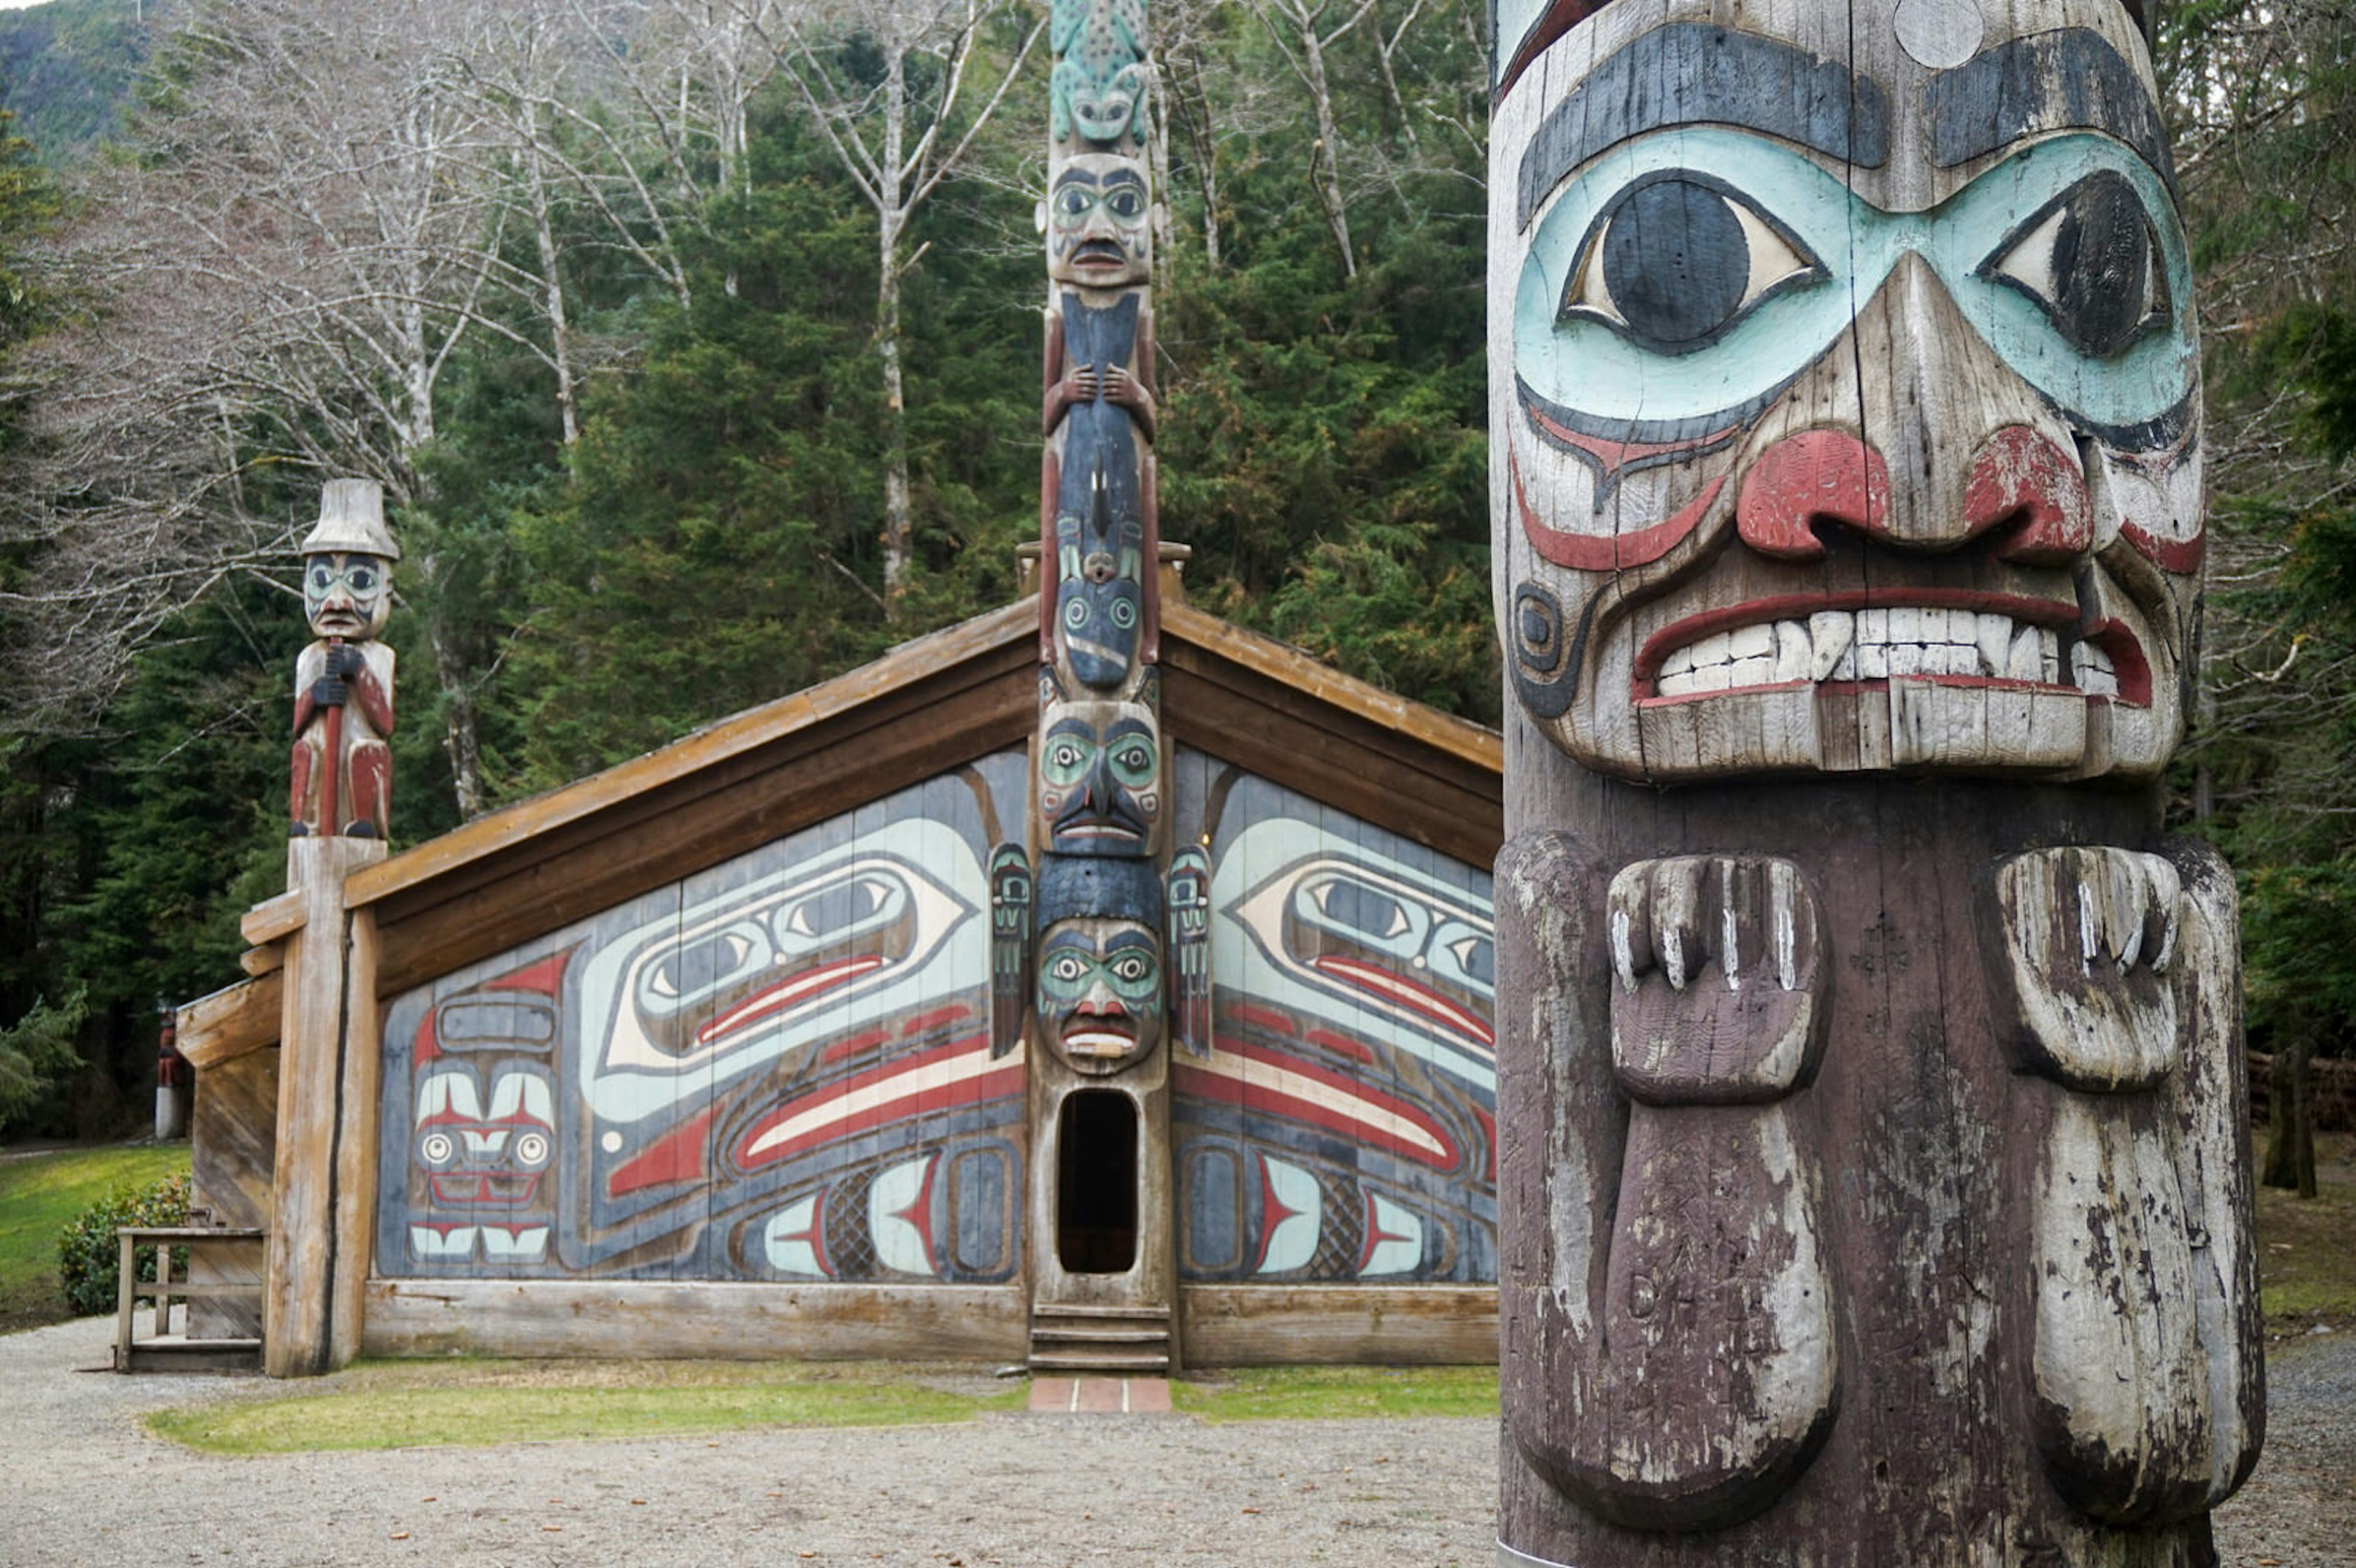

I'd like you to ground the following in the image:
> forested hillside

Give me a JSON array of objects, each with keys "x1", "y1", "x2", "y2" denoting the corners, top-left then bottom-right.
[
  {"x1": 0, "y1": 0, "x2": 2348, "y2": 1158},
  {"x1": 0, "y1": 0, "x2": 147, "y2": 164}
]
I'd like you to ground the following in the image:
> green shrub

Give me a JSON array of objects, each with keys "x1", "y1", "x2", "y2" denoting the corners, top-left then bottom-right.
[{"x1": 55, "y1": 1173, "x2": 191, "y2": 1317}]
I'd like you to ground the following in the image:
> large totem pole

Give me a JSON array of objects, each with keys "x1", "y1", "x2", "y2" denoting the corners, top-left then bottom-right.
[
  {"x1": 1489, "y1": 4, "x2": 2262, "y2": 1564},
  {"x1": 995, "y1": 0, "x2": 1201, "y2": 1337}
]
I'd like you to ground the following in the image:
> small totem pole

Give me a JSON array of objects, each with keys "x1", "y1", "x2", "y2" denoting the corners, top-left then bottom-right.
[
  {"x1": 290, "y1": 478, "x2": 398, "y2": 842},
  {"x1": 1490, "y1": 4, "x2": 2260, "y2": 1565},
  {"x1": 993, "y1": 0, "x2": 1197, "y2": 1342}
]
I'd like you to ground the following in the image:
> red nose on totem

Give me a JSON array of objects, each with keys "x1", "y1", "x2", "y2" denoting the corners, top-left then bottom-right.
[{"x1": 1736, "y1": 427, "x2": 2092, "y2": 564}]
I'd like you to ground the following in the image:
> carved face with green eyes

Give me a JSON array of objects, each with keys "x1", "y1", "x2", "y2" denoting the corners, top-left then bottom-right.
[
  {"x1": 1036, "y1": 920, "x2": 1164, "y2": 1074},
  {"x1": 1048, "y1": 153, "x2": 1152, "y2": 290},
  {"x1": 1493, "y1": 0, "x2": 2200, "y2": 784},
  {"x1": 304, "y1": 551, "x2": 392, "y2": 640},
  {"x1": 1037, "y1": 698, "x2": 1162, "y2": 857}
]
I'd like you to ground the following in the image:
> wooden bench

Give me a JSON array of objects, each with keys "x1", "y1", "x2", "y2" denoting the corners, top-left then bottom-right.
[{"x1": 112, "y1": 1224, "x2": 267, "y2": 1373}]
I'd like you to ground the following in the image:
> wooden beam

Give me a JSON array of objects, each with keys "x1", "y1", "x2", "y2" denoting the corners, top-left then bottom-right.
[
  {"x1": 239, "y1": 888, "x2": 307, "y2": 948},
  {"x1": 175, "y1": 974, "x2": 283, "y2": 1069},
  {"x1": 1179, "y1": 1285, "x2": 1499, "y2": 1366},
  {"x1": 1163, "y1": 603, "x2": 1504, "y2": 774},
  {"x1": 361, "y1": 1279, "x2": 1030, "y2": 1361},
  {"x1": 345, "y1": 601, "x2": 1036, "y2": 912}
]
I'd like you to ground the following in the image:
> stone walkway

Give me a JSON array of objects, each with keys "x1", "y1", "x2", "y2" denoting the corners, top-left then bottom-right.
[{"x1": 1, "y1": 1315, "x2": 2349, "y2": 1566}]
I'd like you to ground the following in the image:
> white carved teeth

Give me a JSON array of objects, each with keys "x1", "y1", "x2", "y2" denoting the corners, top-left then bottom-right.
[
  {"x1": 1655, "y1": 610, "x2": 2083, "y2": 697},
  {"x1": 2070, "y1": 640, "x2": 2119, "y2": 699}
]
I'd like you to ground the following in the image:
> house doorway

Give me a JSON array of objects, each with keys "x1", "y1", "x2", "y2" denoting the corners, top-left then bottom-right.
[{"x1": 1055, "y1": 1090, "x2": 1138, "y2": 1274}]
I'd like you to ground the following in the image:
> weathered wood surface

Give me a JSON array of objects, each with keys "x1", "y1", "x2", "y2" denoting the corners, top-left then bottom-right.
[
  {"x1": 1490, "y1": 1, "x2": 2253, "y2": 1562},
  {"x1": 265, "y1": 836, "x2": 383, "y2": 1377},
  {"x1": 1179, "y1": 1285, "x2": 1498, "y2": 1367},
  {"x1": 190, "y1": 1049, "x2": 275, "y2": 1339},
  {"x1": 361, "y1": 1280, "x2": 1029, "y2": 1361},
  {"x1": 175, "y1": 974, "x2": 281, "y2": 1069}
]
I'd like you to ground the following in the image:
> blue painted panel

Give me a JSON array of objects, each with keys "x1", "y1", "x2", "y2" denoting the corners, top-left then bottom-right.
[{"x1": 375, "y1": 758, "x2": 1030, "y2": 1285}]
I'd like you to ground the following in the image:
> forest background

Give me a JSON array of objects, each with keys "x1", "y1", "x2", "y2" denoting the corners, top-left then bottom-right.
[{"x1": 0, "y1": 0, "x2": 2346, "y2": 1191}]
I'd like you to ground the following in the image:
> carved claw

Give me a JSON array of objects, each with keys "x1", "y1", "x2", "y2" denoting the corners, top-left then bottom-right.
[
  {"x1": 1606, "y1": 856, "x2": 1827, "y2": 1105},
  {"x1": 1987, "y1": 845, "x2": 2181, "y2": 1091}
]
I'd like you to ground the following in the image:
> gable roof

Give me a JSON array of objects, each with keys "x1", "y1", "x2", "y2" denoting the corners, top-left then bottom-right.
[{"x1": 183, "y1": 599, "x2": 1500, "y2": 1066}]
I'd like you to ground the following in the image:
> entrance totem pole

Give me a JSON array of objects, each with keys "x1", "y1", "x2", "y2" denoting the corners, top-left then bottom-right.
[
  {"x1": 1490, "y1": 3, "x2": 2260, "y2": 1564},
  {"x1": 995, "y1": 0, "x2": 1199, "y2": 1343}
]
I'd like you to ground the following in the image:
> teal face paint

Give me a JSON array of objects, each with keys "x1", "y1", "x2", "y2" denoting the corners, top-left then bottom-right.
[{"x1": 1515, "y1": 131, "x2": 2195, "y2": 447}]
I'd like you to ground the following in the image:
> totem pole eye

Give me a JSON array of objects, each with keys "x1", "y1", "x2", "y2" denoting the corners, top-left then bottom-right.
[
  {"x1": 1055, "y1": 184, "x2": 1095, "y2": 221},
  {"x1": 347, "y1": 564, "x2": 377, "y2": 593},
  {"x1": 1561, "y1": 174, "x2": 1820, "y2": 353},
  {"x1": 309, "y1": 562, "x2": 334, "y2": 592},
  {"x1": 1109, "y1": 737, "x2": 1156, "y2": 783},
  {"x1": 1984, "y1": 171, "x2": 2169, "y2": 359},
  {"x1": 1105, "y1": 187, "x2": 1144, "y2": 221}
]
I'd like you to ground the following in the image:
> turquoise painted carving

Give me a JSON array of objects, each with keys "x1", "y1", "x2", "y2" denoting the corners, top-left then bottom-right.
[{"x1": 1051, "y1": 0, "x2": 1149, "y2": 147}]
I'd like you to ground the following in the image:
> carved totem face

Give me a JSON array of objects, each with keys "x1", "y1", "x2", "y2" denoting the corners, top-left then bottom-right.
[
  {"x1": 1037, "y1": 697, "x2": 1163, "y2": 856},
  {"x1": 304, "y1": 550, "x2": 393, "y2": 640},
  {"x1": 1493, "y1": 1, "x2": 2200, "y2": 783},
  {"x1": 1047, "y1": 153, "x2": 1153, "y2": 290},
  {"x1": 1036, "y1": 919, "x2": 1165, "y2": 1074}
]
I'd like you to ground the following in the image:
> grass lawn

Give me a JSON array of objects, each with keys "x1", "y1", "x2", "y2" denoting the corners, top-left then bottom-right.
[
  {"x1": 2254, "y1": 1128, "x2": 2356, "y2": 1333},
  {"x1": 146, "y1": 1358, "x2": 1026, "y2": 1454},
  {"x1": 0, "y1": 1143, "x2": 191, "y2": 1334},
  {"x1": 1172, "y1": 1364, "x2": 1498, "y2": 1422}
]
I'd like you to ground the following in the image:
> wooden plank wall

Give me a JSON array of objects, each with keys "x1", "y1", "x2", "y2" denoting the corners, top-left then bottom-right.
[{"x1": 188, "y1": 1050, "x2": 276, "y2": 1339}]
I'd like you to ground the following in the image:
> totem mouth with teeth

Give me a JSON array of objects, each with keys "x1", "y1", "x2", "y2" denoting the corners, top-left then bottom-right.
[
  {"x1": 1060, "y1": 1020, "x2": 1137, "y2": 1059},
  {"x1": 1635, "y1": 592, "x2": 2150, "y2": 707}
]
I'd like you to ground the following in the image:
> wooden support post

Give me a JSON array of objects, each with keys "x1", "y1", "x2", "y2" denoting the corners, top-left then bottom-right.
[
  {"x1": 264, "y1": 834, "x2": 387, "y2": 1377},
  {"x1": 114, "y1": 1231, "x2": 135, "y2": 1371}
]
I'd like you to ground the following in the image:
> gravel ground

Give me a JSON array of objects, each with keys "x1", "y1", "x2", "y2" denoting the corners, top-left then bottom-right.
[{"x1": 1, "y1": 1315, "x2": 2347, "y2": 1567}]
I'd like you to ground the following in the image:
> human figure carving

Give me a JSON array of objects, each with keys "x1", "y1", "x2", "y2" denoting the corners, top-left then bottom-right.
[{"x1": 289, "y1": 479, "x2": 398, "y2": 840}]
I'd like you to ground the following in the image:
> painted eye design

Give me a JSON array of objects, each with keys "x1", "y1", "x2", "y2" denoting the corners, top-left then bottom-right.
[
  {"x1": 1105, "y1": 186, "x2": 1144, "y2": 221},
  {"x1": 1445, "y1": 934, "x2": 1495, "y2": 988},
  {"x1": 308, "y1": 563, "x2": 334, "y2": 592},
  {"x1": 1063, "y1": 596, "x2": 1090, "y2": 630},
  {"x1": 1054, "y1": 185, "x2": 1093, "y2": 221},
  {"x1": 1042, "y1": 734, "x2": 1090, "y2": 783},
  {"x1": 1561, "y1": 174, "x2": 1820, "y2": 353},
  {"x1": 347, "y1": 564, "x2": 377, "y2": 593},
  {"x1": 1109, "y1": 737, "x2": 1156, "y2": 784},
  {"x1": 1046, "y1": 952, "x2": 1091, "y2": 985},
  {"x1": 1310, "y1": 877, "x2": 1412, "y2": 940},
  {"x1": 776, "y1": 875, "x2": 901, "y2": 941},
  {"x1": 644, "y1": 928, "x2": 763, "y2": 1002},
  {"x1": 1108, "y1": 596, "x2": 1138, "y2": 629},
  {"x1": 1109, "y1": 952, "x2": 1154, "y2": 985},
  {"x1": 512, "y1": 1132, "x2": 552, "y2": 1169},
  {"x1": 1984, "y1": 171, "x2": 2169, "y2": 358},
  {"x1": 418, "y1": 1131, "x2": 456, "y2": 1167}
]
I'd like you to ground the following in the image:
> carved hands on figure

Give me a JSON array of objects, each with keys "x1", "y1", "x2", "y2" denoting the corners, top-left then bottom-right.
[
  {"x1": 1989, "y1": 845, "x2": 2181, "y2": 1090},
  {"x1": 1606, "y1": 855, "x2": 1827, "y2": 1102}
]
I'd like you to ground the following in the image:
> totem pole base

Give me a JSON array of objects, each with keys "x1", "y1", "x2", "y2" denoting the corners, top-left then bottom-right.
[{"x1": 264, "y1": 835, "x2": 386, "y2": 1378}]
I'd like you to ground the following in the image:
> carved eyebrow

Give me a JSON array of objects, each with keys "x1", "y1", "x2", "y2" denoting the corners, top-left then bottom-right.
[
  {"x1": 1052, "y1": 168, "x2": 1102, "y2": 189},
  {"x1": 1100, "y1": 168, "x2": 1147, "y2": 189},
  {"x1": 1517, "y1": 23, "x2": 1890, "y2": 230},
  {"x1": 1927, "y1": 29, "x2": 2174, "y2": 188}
]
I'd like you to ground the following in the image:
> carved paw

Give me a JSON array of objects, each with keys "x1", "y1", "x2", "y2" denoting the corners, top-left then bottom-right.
[
  {"x1": 1606, "y1": 856, "x2": 1827, "y2": 1104},
  {"x1": 1988, "y1": 846, "x2": 2180, "y2": 1091}
]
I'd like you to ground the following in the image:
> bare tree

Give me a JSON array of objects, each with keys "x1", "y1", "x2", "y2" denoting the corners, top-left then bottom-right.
[{"x1": 772, "y1": 0, "x2": 1044, "y2": 604}]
